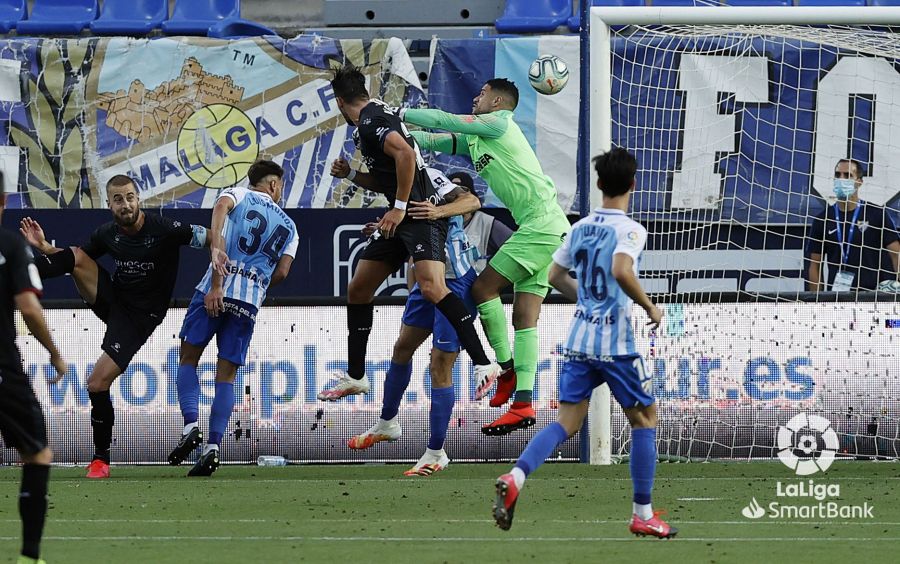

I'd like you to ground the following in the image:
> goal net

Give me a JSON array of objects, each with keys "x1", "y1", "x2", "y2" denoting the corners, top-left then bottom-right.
[{"x1": 586, "y1": 7, "x2": 900, "y2": 464}]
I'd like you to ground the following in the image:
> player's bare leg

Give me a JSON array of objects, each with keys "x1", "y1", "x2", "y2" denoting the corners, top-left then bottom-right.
[
  {"x1": 69, "y1": 247, "x2": 100, "y2": 305},
  {"x1": 318, "y1": 259, "x2": 396, "y2": 401},
  {"x1": 477, "y1": 268, "x2": 543, "y2": 434},
  {"x1": 169, "y1": 341, "x2": 204, "y2": 465},
  {"x1": 470, "y1": 266, "x2": 518, "y2": 403},
  {"x1": 404, "y1": 348, "x2": 455, "y2": 476},
  {"x1": 85, "y1": 353, "x2": 123, "y2": 479},
  {"x1": 349, "y1": 323, "x2": 430, "y2": 450}
]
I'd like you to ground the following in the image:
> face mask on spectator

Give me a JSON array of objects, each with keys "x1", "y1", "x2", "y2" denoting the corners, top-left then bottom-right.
[{"x1": 833, "y1": 178, "x2": 856, "y2": 200}]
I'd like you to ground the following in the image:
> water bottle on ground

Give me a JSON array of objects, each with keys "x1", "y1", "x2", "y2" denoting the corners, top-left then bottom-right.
[{"x1": 257, "y1": 456, "x2": 287, "y2": 466}]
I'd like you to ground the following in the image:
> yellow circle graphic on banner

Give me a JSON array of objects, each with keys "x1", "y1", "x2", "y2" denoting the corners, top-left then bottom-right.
[{"x1": 177, "y1": 104, "x2": 258, "y2": 188}]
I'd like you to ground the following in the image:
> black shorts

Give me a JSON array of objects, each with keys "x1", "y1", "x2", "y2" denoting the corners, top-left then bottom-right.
[
  {"x1": 360, "y1": 218, "x2": 448, "y2": 271},
  {"x1": 90, "y1": 268, "x2": 164, "y2": 372},
  {"x1": 0, "y1": 366, "x2": 47, "y2": 455}
]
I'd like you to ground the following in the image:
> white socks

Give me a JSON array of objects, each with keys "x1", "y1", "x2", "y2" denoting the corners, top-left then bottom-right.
[
  {"x1": 202, "y1": 444, "x2": 219, "y2": 456},
  {"x1": 425, "y1": 448, "x2": 444, "y2": 458},
  {"x1": 633, "y1": 502, "x2": 653, "y2": 520},
  {"x1": 182, "y1": 422, "x2": 198, "y2": 436},
  {"x1": 510, "y1": 467, "x2": 526, "y2": 489}
]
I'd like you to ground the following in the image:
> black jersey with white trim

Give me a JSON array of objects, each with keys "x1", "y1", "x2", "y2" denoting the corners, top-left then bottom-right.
[{"x1": 353, "y1": 100, "x2": 439, "y2": 207}]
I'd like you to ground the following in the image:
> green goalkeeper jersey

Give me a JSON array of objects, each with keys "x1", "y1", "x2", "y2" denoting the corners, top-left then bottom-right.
[{"x1": 403, "y1": 108, "x2": 566, "y2": 226}]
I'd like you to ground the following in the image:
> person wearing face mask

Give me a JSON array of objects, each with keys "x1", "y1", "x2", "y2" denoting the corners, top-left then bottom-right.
[{"x1": 806, "y1": 158, "x2": 900, "y2": 292}]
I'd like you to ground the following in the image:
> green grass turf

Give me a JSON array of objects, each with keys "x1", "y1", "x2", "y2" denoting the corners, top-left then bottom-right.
[{"x1": 1, "y1": 461, "x2": 898, "y2": 563}]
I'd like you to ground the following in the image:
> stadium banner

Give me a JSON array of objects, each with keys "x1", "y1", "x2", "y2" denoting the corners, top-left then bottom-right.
[
  {"x1": 429, "y1": 36, "x2": 900, "y2": 223},
  {"x1": 12, "y1": 301, "x2": 898, "y2": 464},
  {"x1": 428, "y1": 36, "x2": 581, "y2": 214},
  {"x1": 0, "y1": 35, "x2": 425, "y2": 209}
]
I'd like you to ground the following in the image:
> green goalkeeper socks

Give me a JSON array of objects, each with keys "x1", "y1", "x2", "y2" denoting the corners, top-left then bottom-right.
[
  {"x1": 476, "y1": 297, "x2": 512, "y2": 364},
  {"x1": 513, "y1": 327, "x2": 538, "y2": 403}
]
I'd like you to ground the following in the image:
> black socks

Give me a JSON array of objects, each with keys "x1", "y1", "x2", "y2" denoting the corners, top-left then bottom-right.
[
  {"x1": 89, "y1": 390, "x2": 114, "y2": 462},
  {"x1": 347, "y1": 302, "x2": 374, "y2": 380},
  {"x1": 36, "y1": 247, "x2": 75, "y2": 279},
  {"x1": 435, "y1": 293, "x2": 491, "y2": 366},
  {"x1": 19, "y1": 463, "x2": 49, "y2": 559}
]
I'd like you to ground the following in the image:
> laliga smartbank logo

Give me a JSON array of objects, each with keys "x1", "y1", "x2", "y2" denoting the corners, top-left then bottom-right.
[{"x1": 741, "y1": 413, "x2": 874, "y2": 520}]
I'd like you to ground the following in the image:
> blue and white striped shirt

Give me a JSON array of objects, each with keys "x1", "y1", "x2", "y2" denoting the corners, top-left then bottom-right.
[
  {"x1": 196, "y1": 187, "x2": 299, "y2": 309},
  {"x1": 552, "y1": 208, "x2": 647, "y2": 357},
  {"x1": 427, "y1": 168, "x2": 478, "y2": 279}
]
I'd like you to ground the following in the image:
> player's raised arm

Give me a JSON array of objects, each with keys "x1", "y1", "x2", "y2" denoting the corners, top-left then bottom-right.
[
  {"x1": 402, "y1": 108, "x2": 508, "y2": 139},
  {"x1": 19, "y1": 217, "x2": 61, "y2": 256},
  {"x1": 408, "y1": 185, "x2": 480, "y2": 221},
  {"x1": 409, "y1": 130, "x2": 470, "y2": 156},
  {"x1": 330, "y1": 157, "x2": 385, "y2": 194}
]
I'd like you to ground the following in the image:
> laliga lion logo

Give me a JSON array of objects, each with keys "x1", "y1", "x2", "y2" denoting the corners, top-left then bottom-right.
[{"x1": 776, "y1": 413, "x2": 839, "y2": 476}]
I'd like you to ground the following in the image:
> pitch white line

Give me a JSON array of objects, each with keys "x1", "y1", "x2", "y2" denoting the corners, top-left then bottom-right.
[
  {"x1": 0, "y1": 519, "x2": 266, "y2": 523},
  {"x1": 677, "y1": 497, "x2": 723, "y2": 501},
  {"x1": 1, "y1": 518, "x2": 895, "y2": 526},
  {"x1": 28, "y1": 476, "x2": 900, "y2": 484},
  {"x1": 0, "y1": 536, "x2": 897, "y2": 542}
]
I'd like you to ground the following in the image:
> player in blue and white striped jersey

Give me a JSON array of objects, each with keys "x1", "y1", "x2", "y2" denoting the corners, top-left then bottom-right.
[
  {"x1": 169, "y1": 160, "x2": 299, "y2": 477},
  {"x1": 347, "y1": 168, "x2": 488, "y2": 476},
  {"x1": 493, "y1": 148, "x2": 676, "y2": 539}
]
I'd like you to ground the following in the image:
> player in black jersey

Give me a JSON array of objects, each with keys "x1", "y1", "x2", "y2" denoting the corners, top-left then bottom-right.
[
  {"x1": 317, "y1": 65, "x2": 499, "y2": 402},
  {"x1": 20, "y1": 174, "x2": 208, "y2": 479},
  {"x1": 0, "y1": 179, "x2": 67, "y2": 564}
]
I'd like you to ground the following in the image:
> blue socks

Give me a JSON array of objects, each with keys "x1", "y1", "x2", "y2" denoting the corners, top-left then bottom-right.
[
  {"x1": 630, "y1": 427, "x2": 657, "y2": 505},
  {"x1": 513, "y1": 422, "x2": 568, "y2": 476},
  {"x1": 380, "y1": 361, "x2": 412, "y2": 421},
  {"x1": 208, "y1": 382, "x2": 235, "y2": 445},
  {"x1": 427, "y1": 386, "x2": 455, "y2": 450},
  {"x1": 176, "y1": 364, "x2": 200, "y2": 425}
]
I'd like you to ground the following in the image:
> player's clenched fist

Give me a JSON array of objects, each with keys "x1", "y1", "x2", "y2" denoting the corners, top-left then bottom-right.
[{"x1": 331, "y1": 158, "x2": 351, "y2": 179}]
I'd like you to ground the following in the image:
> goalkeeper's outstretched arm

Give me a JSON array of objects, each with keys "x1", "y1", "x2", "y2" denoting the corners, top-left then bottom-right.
[
  {"x1": 410, "y1": 131, "x2": 470, "y2": 156},
  {"x1": 403, "y1": 108, "x2": 508, "y2": 139}
]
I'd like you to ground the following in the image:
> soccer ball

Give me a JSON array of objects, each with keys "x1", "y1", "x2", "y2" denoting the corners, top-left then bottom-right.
[
  {"x1": 528, "y1": 55, "x2": 569, "y2": 95},
  {"x1": 877, "y1": 279, "x2": 900, "y2": 293}
]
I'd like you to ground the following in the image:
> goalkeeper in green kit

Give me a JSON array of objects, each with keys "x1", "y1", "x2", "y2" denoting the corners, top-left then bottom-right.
[{"x1": 399, "y1": 78, "x2": 571, "y2": 435}]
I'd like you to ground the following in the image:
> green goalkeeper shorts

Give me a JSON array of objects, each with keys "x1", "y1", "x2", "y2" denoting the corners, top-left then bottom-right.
[{"x1": 488, "y1": 210, "x2": 570, "y2": 296}]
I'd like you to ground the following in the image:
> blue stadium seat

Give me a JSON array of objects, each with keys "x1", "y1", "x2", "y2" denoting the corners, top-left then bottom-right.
[
  {"x1": 495, "y1": 0, "x2": 571, "y2": 34},
  {"x1": 208, "y1": 18, "x2": 276, "y2": 39},
  {"x1": 568, "y1": 0, "x2": 643, "y2": 33},
  {"x1": 651, "y1": 0, "x2": 722, "y2": 6},
  {"x1": 89, "y1": 0, "x2": 167, "y2": 36},
  {"x1": 0, "y1": 0, "x2": 25, "y2": 34},
  {"x1": 797, "y1": 0, "x2": 865, "y2": 4},
  {"x1": 16, "y1": 0, "x2": 97, "y2": 35},
  {"x1": 868, "y1": 0, "x2": 900, "y2": 5},
  {"x1": 162, "y1": 0, "x2": 240, "y2": 35},
  {"x1": 725, "y1": 0, "x2": 791, "y2": 5}
]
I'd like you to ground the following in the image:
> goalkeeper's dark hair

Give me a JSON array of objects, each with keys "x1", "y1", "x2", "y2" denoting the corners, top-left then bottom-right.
[
  {"x1": 593, "y1": 147, "x2": 637, "y2": 198},
  {"x1": 248, "y1": 160, "x2": 284, "y2": 186},
  {"x1": 835, "y1": 158, "x2": 866, "y2": 179},
  {"x1": 486, "y1": 78, "x2": 519, "y2": 109},
  {"x1": 331, "y1": 64, "x2": 369, "y2": 103}
]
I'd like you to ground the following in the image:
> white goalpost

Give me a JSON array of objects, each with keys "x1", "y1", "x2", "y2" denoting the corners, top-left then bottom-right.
[{"x1": 585, "y1": 7, "x2": 900, "y2": 465}]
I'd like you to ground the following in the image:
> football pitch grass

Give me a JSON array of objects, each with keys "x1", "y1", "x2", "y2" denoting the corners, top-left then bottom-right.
[{"x1": 1, "y1": 462, "x2": 898, "y2": 563}]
